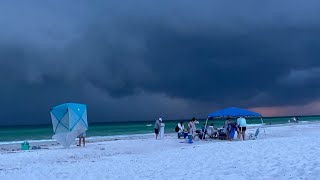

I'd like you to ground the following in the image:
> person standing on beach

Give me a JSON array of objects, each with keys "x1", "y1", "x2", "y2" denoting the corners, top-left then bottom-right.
[
  {"x1": 187, "y1": 120, "x2": 192, "y2": 133},
  {"x1": 236, "y1": 117, "x2": 241, "y2": 139},
  {"x1": 154, "y1": 118, "x2": 162, "y2": 139},
  {"x1": 77, "y1": 131, "x2": 86, "y2": 147},
  {"x1": 224, "y1": 117, "x2": 231, "y2": 140},
  {"x1": 237, "y1": 117, "x2": 247, "y2": 140},
  {"x1": 188, "y1": 118, "x2": 197, "y2": 139}
]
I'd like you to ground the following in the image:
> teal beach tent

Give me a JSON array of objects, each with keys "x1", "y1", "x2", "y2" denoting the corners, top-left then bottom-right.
[{"x1": 50, "y1": 103, "x2": 88, "y2": 148}]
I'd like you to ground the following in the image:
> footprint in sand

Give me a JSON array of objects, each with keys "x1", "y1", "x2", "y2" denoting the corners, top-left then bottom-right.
[{"x1": 56, "y1": 172, "x2": 70, "y2": 178}]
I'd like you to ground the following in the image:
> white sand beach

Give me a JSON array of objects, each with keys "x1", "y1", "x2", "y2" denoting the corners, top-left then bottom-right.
[{"x1": 1, "y1": 122, "x2": 320, "y2": 180}]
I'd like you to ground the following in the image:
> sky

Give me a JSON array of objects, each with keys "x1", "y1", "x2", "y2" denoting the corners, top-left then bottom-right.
[{"x1": 1, "y1": 1, "x2": 320, "y2": 125}]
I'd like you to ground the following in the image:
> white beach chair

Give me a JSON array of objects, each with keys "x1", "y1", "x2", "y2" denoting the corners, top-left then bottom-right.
[
  {"x1": 249, "y1": 128, "x2": 260, "y2": 140},
  {"x1": 205, "y1": 126, "x2": 219, "y2": 139},
  {"x1": 205, "y1": 126, "x2": 213, "y2": 138}
]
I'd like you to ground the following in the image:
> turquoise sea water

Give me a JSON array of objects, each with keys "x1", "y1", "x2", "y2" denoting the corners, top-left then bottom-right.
[{"x1": 0, "y1": 116, "x2": 320, "y2": 143}]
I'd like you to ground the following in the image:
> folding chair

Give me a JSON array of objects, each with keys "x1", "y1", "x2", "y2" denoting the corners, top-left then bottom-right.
[{"x1": 249, "y1": 128, "x2": 260, "y2": 140}]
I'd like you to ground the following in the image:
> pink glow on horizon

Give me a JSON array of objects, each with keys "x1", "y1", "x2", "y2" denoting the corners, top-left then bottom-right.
[{"x1": 249, "y1": 101, "x2": 320, "y2": 117}]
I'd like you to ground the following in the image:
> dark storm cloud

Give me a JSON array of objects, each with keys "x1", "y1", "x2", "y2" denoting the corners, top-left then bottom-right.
[{"x1": 1, "y1": 1, "x2": 320, "y2": 125}]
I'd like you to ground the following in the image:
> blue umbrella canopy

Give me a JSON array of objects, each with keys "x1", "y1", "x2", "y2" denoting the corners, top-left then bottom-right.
[{"x1": 208, "y1": 107, "x2": 262, "y2": 118}]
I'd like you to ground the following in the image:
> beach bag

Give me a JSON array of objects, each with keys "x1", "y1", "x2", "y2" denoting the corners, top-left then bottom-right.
[
  {"x1": 21, "y1": 141, "x2": 29, "y2": 150},
  {"x1": 230, "y1": 127, "x2": 236, "y2": 139},
  {"x1": 175, "y1": 125, "x2": 179, "y2": 132},
  {"x1": 218, "y1": 132, "x2": 227, "y2": 140}
]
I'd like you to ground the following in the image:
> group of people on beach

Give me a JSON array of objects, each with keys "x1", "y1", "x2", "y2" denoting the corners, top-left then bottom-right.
[
  {"x1": 173, "y1": 116, "x2": 248, "y2": 141},
  {"x1": 154, "y1": 117, "x2": 199, "y2": 140},
  {"x1": 223, "y1": 116, "x2": 247, "y2": 140},
  {"x1": 175, "y1": 117, "x2": 199, "y2": 139},
  {"x1": 154, "y1": 116, "x2": 248, "y2": 141},
  {"x1": 289, "y1": 117, "x2": 299, "y2": 123}
]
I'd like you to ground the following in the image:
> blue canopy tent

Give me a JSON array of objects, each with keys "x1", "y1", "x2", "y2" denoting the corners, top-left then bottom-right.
[
  {"x1": 203, "y1": 107, "x2": 264, "y2": 140},
  {"x1": 208, "y1": 107, "x2": 262, "y2": 119},
  {"x1": 201, "y1": 107, "x2": 266, "y2": 141},
  {"x1": 205, "y1": 107, "x2": 263, "y2": 128}
]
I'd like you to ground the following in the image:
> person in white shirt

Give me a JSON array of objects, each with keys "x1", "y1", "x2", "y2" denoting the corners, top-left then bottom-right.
[
  {"x1": 178, "y1": 121, "x2": 184, "y2": 132},
  {"x1": 237, "y1": 117, "x2": 247, "y2": 140},
  {"x1": 177, "y1": 121, "x2": 185, "y2": 138}
]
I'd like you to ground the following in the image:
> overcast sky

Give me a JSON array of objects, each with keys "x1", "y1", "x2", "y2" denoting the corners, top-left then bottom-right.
[{"x1": 1, "y1": 1, "x2": 320, "y2": 125}]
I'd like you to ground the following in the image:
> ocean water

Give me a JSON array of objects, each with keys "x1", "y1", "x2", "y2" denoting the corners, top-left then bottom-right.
[{"x1": 0, "y1": 116, "x2": 320, "y2": 143}]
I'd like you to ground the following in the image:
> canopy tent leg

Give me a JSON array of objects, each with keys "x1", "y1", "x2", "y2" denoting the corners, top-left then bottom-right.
[
  {"x1": 202, "y1": 118, "x2": 209, "y2": 140},
  {"x1": 261, "y1": 117, "x2": 266, "y2": 138}
]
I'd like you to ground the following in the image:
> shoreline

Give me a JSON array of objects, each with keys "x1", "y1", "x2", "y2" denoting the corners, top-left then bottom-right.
[
  {"x1": 1, "y1": 122, "x2": 320, "y2": 179},
  {"x1": 1, "y1": 120, "x2": 320, "y2": 153}
]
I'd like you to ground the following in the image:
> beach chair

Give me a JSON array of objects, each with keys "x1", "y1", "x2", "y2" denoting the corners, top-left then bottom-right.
[
  {"x1": 215, "y1": 128, "x2": 226, "y2": 140},
  {"x1": 205, "y1": 126, "x2": 213, "y2": 138},
  {"x1": 249, "y1": 128, "x2": 260, "y2": 140},
  {"x1": 204, "y1": 126, "x2": 218, "y2": 139}
]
